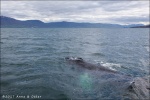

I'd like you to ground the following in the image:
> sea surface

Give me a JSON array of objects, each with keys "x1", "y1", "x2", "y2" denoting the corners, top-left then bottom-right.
[{"x1": 1, "y1": 28, "x2": 149, "y2": 99}]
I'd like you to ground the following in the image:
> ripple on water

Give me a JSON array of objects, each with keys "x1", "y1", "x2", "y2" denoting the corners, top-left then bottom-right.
[{"x1": 91, "y1": 52, "x2": 105, "y2": 57}]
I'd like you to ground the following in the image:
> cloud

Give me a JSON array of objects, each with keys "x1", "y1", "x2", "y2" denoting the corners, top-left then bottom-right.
[{"x1": 1, "y1": 1, "x2": 149, "y2": 25}]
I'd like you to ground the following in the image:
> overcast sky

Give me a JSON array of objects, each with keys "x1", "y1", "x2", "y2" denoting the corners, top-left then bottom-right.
[{"x1": 1, "y1": 0, "x2": 149, "y2": 25}]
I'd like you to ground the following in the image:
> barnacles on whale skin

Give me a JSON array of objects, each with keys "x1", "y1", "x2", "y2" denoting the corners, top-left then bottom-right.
[
  {"x1": 128, "y1": 81, "x2": 136, "y2": 92},
  {"x1": 124, "y1": 76, "x2": 150, "y2": 99}
]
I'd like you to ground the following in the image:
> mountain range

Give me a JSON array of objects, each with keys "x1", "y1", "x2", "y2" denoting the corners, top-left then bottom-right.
[
  {"x1": 0, "y1": 16, "x2": 149, "y2": 28},
  {"x1": 131, "y1": 24, "x2": 150, "y2": 28}
]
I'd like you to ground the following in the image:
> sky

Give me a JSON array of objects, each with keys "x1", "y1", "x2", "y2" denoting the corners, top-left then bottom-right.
[{"x1": 1, "y1": 0, "x2": 149, "y2": 25}]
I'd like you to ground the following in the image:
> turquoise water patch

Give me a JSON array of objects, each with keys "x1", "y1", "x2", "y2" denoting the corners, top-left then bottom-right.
[{"x1": 79, "y1": 73, "x2": 92, "y2": 91}]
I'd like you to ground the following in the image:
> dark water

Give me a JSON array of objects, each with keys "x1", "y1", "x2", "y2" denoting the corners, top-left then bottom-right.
[{"x1": 1, "y1": 28, "x2": 149, "y2": 99}]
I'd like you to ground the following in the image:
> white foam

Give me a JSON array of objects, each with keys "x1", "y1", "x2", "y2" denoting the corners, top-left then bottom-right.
[
  {"x1": 140, "y1": 59, "x2": 149, "y2": 67},
  {"x1": 101, "y1": 63, "x2": 121, "y2": 68},
  {"x1": 145, "y1": 46, "x2": 149, "y2": 52},
  {"x1": 98, "y1": 62, "x2": 122, "y2": 71}
]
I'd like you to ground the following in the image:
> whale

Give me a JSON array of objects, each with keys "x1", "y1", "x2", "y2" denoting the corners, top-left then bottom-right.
[
  {"x1": 65, "y1": 57, "x2": 150, "y2": 99},
  {"x1": 65, "y1": 57, "x2": 117, "y2": 73}
]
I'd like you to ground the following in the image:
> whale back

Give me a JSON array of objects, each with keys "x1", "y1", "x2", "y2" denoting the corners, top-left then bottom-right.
[{"x1": 65, "y1": 57, "x2": 117, "y2": 73}]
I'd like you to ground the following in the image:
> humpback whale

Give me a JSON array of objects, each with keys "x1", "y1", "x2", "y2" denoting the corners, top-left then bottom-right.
[
  {"x1": 65, "y1": 57, "x2": 117, "y2": 73},
  {"x1": 65, "y1": 57, "x2": 150, "y2": 99}
]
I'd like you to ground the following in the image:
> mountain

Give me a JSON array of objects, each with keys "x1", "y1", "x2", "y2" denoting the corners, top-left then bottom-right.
[
  {"x1": 0, "y1": 16, "x2": 148, "y2": 28},
  {"x1": 45, "y1": 21, "x2": 124, "y2": 28},
  {"x1": 124, "y1": 24, "x2": 145, "y2": 28},
  {"x1": 131, "y1": 24, "x2": 150, "y2": 28},
  {"x1": 0, "y1": 16, "x2": 45, "y2": 28},
  {"x1": 0, "y1": 16, "x2": 123, "y2": 28}
]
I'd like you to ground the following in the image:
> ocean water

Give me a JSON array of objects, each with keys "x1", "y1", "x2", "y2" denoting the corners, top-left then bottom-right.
[{"x1": 1, "y1": 28, "x2": 149, "y2": 99}]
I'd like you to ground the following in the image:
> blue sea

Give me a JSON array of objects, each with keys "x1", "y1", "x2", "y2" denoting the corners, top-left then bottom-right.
[{"x1": 1, "y1": 28, "x2": 149, "y2": 99}]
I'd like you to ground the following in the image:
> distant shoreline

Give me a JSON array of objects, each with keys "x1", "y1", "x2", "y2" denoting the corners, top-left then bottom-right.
[
  {"x1": 131, "y1": 25, "x2": 150, "y2": 28},
  {"x1": 1, "y1": 16, "x2": 150, "y2": 28}
]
